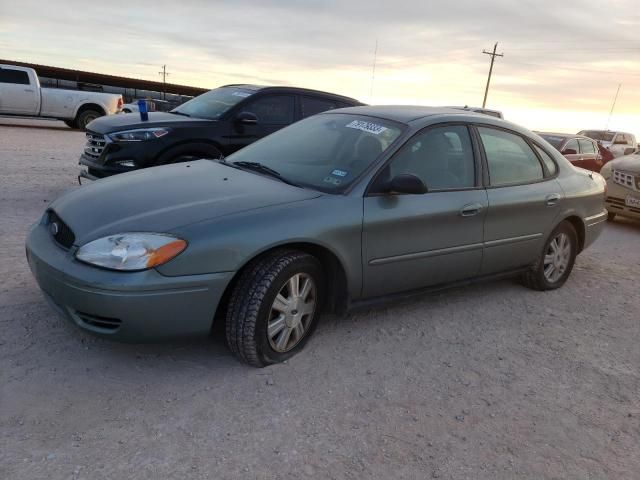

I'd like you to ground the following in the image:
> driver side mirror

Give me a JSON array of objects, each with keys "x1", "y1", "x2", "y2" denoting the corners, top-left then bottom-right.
[
  {"x1": 561, "y1": 148, "x2": 577, "y2": 155},
  {"x1": 235, "y1": 111, "x2": 258, "y2": 125},
  {"x1": 387, "y1": 174, "x2": 428, "y2": 195}
]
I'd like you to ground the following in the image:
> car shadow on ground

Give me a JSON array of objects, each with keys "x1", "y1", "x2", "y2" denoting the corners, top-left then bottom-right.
[{"x1": 44, "y1": 277, "x2": 521, "y2": 374}]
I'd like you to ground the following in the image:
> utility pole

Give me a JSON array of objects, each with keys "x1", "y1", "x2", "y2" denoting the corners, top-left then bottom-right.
[
  {"x1": 158, "y1": 65, "x2": 170, "y2": 100},
  {"x1": 605, "y1": 83, "x2": 622, "y2": 130},
  {"x1": 482, "y1": 43, "x2": 503, "y2": 108}
]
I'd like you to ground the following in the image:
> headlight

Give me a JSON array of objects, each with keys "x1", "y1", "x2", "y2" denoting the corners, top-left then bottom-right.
[
  {"x1": 76, "y1": 233, "x2": 187, "y2": 271},
  {"x1": 600, "y1": 162, "x2": 613, "y2": 179},
  {"x1": 108, "y1": 128, "x2": 170, "y2": 142}
]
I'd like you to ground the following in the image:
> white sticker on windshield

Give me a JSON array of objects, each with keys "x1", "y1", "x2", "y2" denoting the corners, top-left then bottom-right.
[
  {"x1": 345, "y1": 120, "x2": 387, "y2": 135},
  {"x1": 232, "y1": 91, "x2": 251, "y2": 98}
]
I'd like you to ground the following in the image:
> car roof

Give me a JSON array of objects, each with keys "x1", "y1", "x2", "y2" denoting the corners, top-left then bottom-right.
[
  {"x1": 537, "y1": 132, "x2": 593, "y2": 141},
  {"x1": 220, "y1": 84, "x2": 363, "y2": 104},
  {"x1": 579, "y1": 129, "x2": 632, "y2": 135},
  {"x1": 329, "y1": 105, "x2": 481, "y2": 123}
]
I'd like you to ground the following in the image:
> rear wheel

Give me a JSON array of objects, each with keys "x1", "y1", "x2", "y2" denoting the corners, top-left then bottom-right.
[
  {"x1": 226, "y1": 250, "x2": 324, "y2": 367},
  {"x1": 522, "y1": 221, "x2": 578, "y2": 291},
  {"x1": 64, "y1": 119, "x2": 77, "y2": 129},
  {"x1": 76, "y1": 109, "x2": 102, "y2": 130}
]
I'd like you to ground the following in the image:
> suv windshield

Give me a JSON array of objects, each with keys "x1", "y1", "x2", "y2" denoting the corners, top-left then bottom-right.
[
  {"x1": 171, "y1": 87, "x2": 255, "y2": 120},
  {"x1": 578, "y1": 130, "x2": 615, "y2": 142},
  {"x1": 227, "y1": 113, "x2": 404, "y2": 192}
]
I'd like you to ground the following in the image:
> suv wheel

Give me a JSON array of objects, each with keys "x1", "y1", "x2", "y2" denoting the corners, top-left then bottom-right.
[
  {"x1": 226, "y1": 250, "x2": 324, "y2": 367},
  {"x1": 522, "y1": 221, "x2": 578, "y2": 291},
  {"x1": 157, "y1": 143, "x2": 222, "y2": 165}
]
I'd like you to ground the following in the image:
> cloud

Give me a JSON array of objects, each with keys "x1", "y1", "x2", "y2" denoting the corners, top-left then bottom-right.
[{"x1": 0, "y1": 0, "x2": 639, "y2": 131}]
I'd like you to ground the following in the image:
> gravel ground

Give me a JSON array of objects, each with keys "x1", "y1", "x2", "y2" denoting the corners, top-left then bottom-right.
[{"x1": 1, "y1": 117, "x2": 639, "y2": 480}]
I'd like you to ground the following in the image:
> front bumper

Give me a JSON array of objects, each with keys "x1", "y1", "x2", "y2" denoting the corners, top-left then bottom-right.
[
  {"x1": 26, "y1": 221, "x2": 234, "y2": 342},
  {"x1": 605, "y1": 181, "x2": 640, "y2": 220}
]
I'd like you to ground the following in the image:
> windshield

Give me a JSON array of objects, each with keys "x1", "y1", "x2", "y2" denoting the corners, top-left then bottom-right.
[
  {"x1": 171, "y1": 87, "x2": 255, "y2": 119},
  {"x1": 539, "y1": 134, "x2": 566, "y2": 149},
  {"x1": 578, "y1": 130, "x2": 614, "y2": 142},
  {"x1": 226, "y1": 113, "x2": 404, "y2": 192}
]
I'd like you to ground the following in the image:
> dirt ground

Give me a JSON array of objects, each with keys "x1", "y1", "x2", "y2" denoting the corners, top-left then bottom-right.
[{"x1": 1, "y1": 117, "x2": 639, "y2": 480}]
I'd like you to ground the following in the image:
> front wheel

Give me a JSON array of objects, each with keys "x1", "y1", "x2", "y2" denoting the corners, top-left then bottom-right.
[
  {"x1": 156, "y1": 143, "x2": 222, "y2": 165},
  {"x1": 522, "y1": 221, "x2": 578, "y2": 291},
  {"x1": 607, "y1": 212, "x2": 616, "y2": 222},
  {"x1": 226, "y1": 250, "x2": 324, "y2": 367}
]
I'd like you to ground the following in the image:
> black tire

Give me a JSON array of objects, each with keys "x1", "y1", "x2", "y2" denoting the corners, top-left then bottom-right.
[
  {"x1": 522, "y1": 221, "x2": 578, "y2": 291},
  {"x1": 63, "y1": 119, "x2": 78, "y2": 129},
  {"x1": 607, "y1": 212, "x2": 616, "y2": 222},
  {"x1": 226, "y1": 250, "x2": 324, "y2": 367},
  {"x1": 76, "y1": 109, "x2": 102, "y2": 130},
  {"x1": 156, "y1": 143, "x2": 222, "y2": 165}
]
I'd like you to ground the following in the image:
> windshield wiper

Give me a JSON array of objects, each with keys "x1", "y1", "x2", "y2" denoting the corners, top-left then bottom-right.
[
  {"x1": 232, "y1": 161, "x2": 300, "y2": 187},
  {"x1": 170, "y1": 111, "x2": 190, "y2": 117}
]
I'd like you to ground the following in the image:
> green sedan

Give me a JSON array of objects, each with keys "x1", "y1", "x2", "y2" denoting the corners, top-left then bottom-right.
[{"x1": 26, "y1": 106, "x2": 608, "y2": 366}]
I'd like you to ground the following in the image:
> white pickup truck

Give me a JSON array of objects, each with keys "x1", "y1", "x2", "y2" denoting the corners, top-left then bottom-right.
[{"x1": 0, "y1": 64, "x2": 123, "y2": 129}]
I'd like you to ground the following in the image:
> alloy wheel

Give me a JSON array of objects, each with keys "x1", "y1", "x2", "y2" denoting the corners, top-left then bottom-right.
[
  {"x1": 543, "y1": 232, "x2": 571, "y2": 283},
  {"x1": 267, "y1": 273, "x2": 317, "y2": 353}
]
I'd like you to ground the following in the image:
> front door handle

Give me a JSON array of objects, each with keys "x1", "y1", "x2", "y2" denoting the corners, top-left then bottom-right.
[
  {"x1": 460, "y1": 203, "x2": 484, "y2": 217},
  {"x1": 545, "y1": 193, "x2": 561, "y2": 206}
]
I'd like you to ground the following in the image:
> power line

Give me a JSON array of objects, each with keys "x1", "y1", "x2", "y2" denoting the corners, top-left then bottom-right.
[
  {"x1": 482, "y1": 42, "x2": 503, "y2": 108},
  {"x1": 369, "y1": 39, "x2": 378, "y2": 102}
]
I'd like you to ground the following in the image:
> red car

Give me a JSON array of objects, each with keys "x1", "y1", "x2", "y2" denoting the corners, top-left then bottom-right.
[{"x1": 537, "y1": 132, "x2": 613, "y2": 172}]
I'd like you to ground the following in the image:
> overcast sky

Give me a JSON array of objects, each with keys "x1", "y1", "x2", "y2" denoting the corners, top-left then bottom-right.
[{"x1": 1, "y1": 0, "x2": 639, "y2": 133}]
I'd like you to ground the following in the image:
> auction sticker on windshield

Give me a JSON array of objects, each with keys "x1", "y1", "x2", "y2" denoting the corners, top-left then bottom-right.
[
  {"x1": 346, "y1": 120, "x2": 387, "y2": 135},
  {"x1": 625, "y1": 195, "x2": 640, "y2": 208}
]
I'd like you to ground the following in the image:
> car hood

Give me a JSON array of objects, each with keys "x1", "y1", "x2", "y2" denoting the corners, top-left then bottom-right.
[
  {"x1": 86, "y1": 111, "x2": 212, "y2": 134},
  {"x1": 50, "y1": 160, "x2": 321, "y2": 245},
  {"x1": 607, "y1": 154, "x2": 640, "y2": 173}
]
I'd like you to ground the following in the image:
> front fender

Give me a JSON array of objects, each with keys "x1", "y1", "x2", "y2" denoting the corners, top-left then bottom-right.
[{"x1": 157, "y1": 195, "x2": 364, "y2": 299}]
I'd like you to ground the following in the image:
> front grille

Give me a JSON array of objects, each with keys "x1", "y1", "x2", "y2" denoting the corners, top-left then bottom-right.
[
  {"x1": 48, "y1": 211, "x2": 75, "y2": 249},
  {"x1": 606, "y1": 196, "x2": 640, "y2": 214},
  {"x1": 84, "y1": 131, "x2": 107, "y2": 159},
  {"x1": 75, "y1": 312, "x2": 122, "y2": 331},
  {"x1": 612, "y1": 170, "x2": 639, "y2": 191}
]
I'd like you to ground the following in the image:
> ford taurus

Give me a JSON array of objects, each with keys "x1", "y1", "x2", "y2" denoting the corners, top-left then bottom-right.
[{"x1": 26, "y1": 106, "x2": 608, "y2": 366}]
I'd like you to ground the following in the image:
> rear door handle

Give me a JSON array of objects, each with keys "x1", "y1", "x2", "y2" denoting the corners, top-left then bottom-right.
[
  {"x1": 545, "y1": 193, "x2": 561, "y2": 206},
  {"x1": 460, "y1": 203, "x2": 484, "y2": 217}
]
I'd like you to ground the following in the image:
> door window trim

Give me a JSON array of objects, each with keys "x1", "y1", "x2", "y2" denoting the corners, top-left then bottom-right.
[
  {"x1": 365, "y1": 122, "x2": 483, "y2": 197},
  {"x1": 472, "y1": 124, "x2": 557, "y2": 188}
]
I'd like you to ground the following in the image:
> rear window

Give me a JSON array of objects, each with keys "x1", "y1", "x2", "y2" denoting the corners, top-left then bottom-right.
[
  {"x1": 0, "y1": 68, "x2": 30, "y2": 85},
  {"x1": 578, "y1": 130, "x2": 614, "y2": 142},
  {"x1": 539, "y1": 134, "x2": 566, "y2": 150}
]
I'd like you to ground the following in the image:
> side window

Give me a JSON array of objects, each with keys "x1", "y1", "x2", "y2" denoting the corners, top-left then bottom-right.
[
  {"x1": 478, "y1": 127, "x2": 544, "y2": 186},
  {"x1": 388, "y1": 125, "x2": 475, "y2": 191},
  {"x1": 578, "y1": 139, "x2": 596, "y2": 154},
  {"x1": 564, "y1": 138, "x2": 579, "y2": 153},
  {"x1": 244, "y1": 95, "x2": 294, "y2": 125},
  {"x1": 300, "y1": 96, "x2": 341, "y2": 118},
  {"x1": 533, "y1": 144, "x2": 558, "y2": 176},
  {"x1": 0, "y1": 68, "x2": 30, "y2": 85}
]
